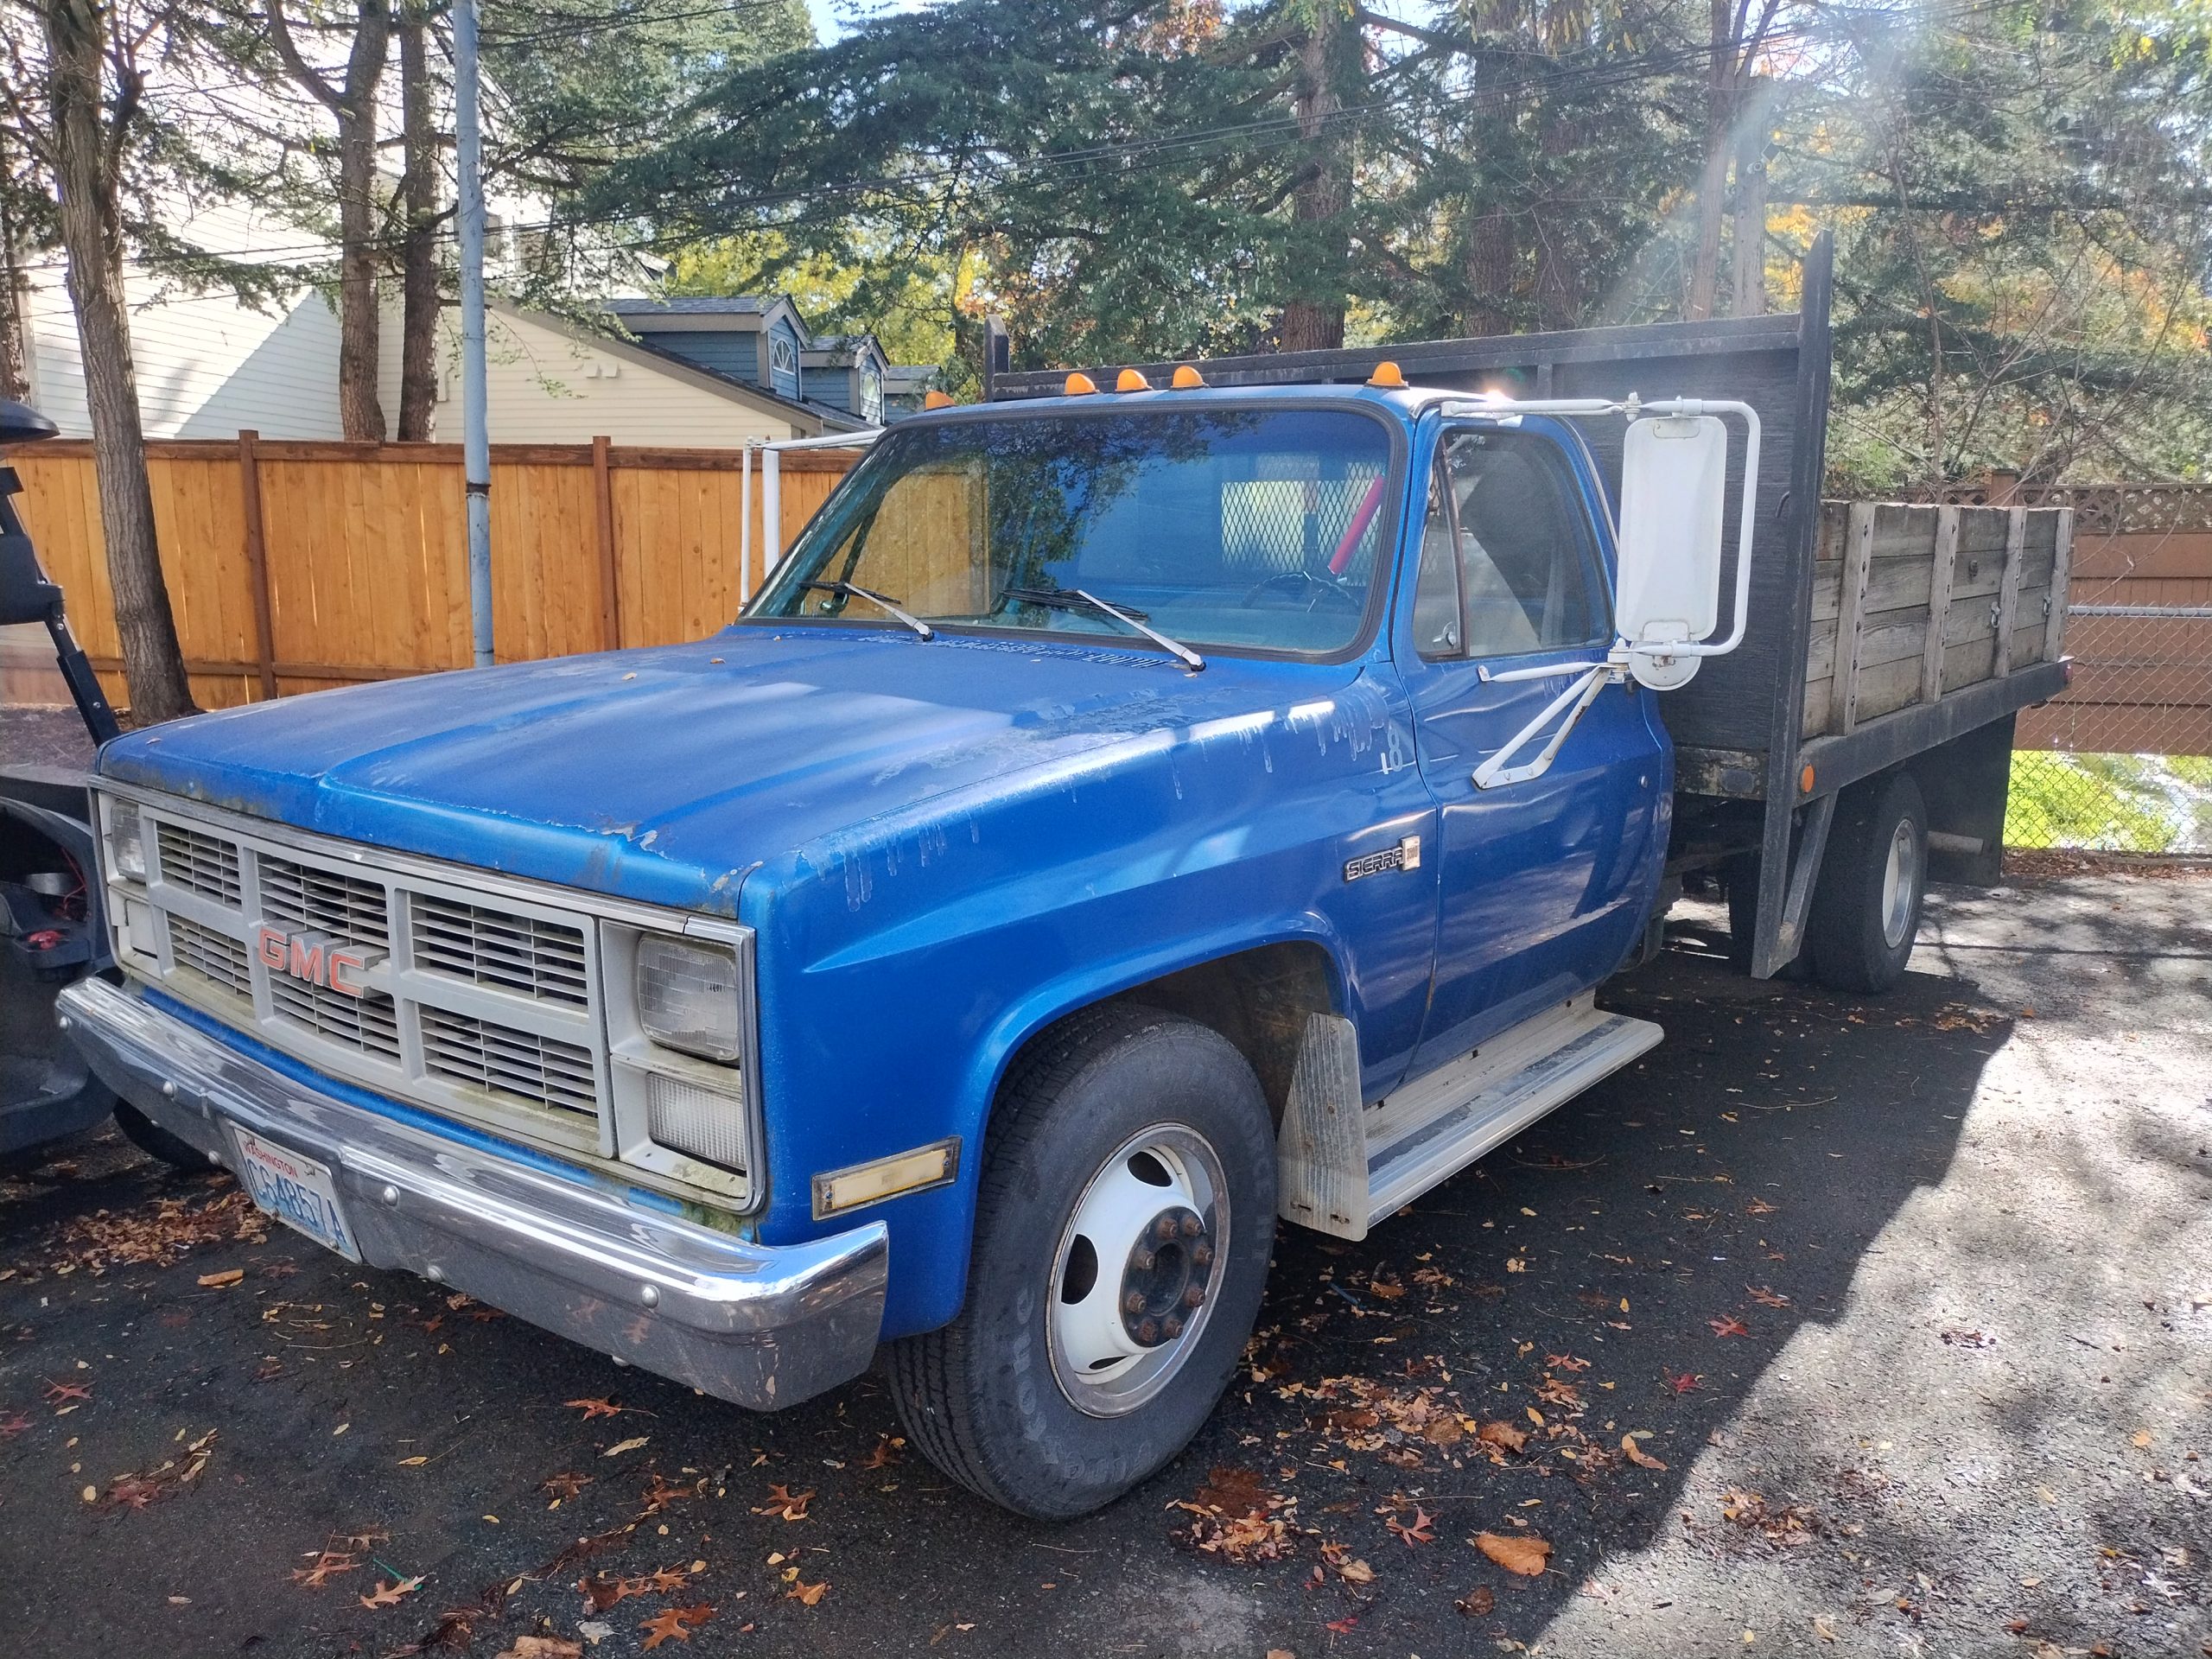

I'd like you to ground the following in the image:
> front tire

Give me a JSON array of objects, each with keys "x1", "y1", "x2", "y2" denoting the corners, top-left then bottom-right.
[
  {"x1": 1808, "y1": 772, "x2": 1929, "y2": 994},
  {"x1": 113, "y1": 1101, "x2": 207, "y2": 1171},
  {"x1": 887, "y1": 1004, "x2": 1276, "y2": 1519}
]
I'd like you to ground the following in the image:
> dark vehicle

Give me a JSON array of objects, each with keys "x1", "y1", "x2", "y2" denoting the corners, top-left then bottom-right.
[{"x1": 0, "y1": 399, "x2": 145, "y2": 1164}]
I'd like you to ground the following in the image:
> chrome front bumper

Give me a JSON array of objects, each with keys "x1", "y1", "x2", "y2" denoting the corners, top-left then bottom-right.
[{"x1": 56, "y1": 978, "x2": 887, "y2": 1411}]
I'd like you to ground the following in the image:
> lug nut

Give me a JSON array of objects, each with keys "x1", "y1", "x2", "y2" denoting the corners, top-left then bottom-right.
[
  {"x1": 1179, "y1": 1215, "x2": 1202, "y2": 1238},
  {"x1": 1184, "y1": 1285, "x2": 1205, "y2": 1309},
  {"x1": 1122, "y1": 1290, "x2": 1146, "y2": 1315},
  {"x1": 1137, "y1": 1318, "x2": 1159, "y2": 1344},
  {"x1": 1131, "y1": 1249, "x2": 1155, "y2": 1273},
  {"x1": 1163, "y1": 1315, "x2": 1183, "y2": 1339},
  {"x1": 1192, "y1": 1242, "x2": 1212, "y2": 1268},
  {"x1": 1154, "y1": 1215, "x2": 1178, "y2": 1243}
]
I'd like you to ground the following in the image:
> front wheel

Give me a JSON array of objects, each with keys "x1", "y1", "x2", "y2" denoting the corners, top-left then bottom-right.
[
  {"x1": 887, "y1": 1004, "x2": 1276, "y2": 1519},
  {"x1": 1808, "y1": 772, "x2": 1929, "y2": 994}
]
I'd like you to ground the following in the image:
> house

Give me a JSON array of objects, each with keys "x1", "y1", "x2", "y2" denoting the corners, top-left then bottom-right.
[{"x1": 882, "y1": 364, "x2": 945, "y2": 423}]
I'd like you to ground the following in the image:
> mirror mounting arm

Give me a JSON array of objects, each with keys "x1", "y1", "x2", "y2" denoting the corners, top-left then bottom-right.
[{"x1": 1470, "y1": 652, "x2": 1630, "y2": 791}]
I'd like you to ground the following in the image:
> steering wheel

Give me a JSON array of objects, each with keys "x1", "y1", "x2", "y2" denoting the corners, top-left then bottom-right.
[{"x1": 1240, "y1": 569, "x2": 1362, "y2": 612}]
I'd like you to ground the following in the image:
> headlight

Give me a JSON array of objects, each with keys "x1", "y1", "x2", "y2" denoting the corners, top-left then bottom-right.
[
  {"x1": 109, "y1": 798, "x2": 148, "y2": 882},
  {"x1": 635, "y1": 934, "x2": 742, "y2": 1063}
]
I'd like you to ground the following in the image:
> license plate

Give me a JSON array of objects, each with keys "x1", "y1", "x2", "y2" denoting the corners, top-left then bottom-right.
[{"x1": 232, "y1": 1129, "x2": 362, "y2": 1262}]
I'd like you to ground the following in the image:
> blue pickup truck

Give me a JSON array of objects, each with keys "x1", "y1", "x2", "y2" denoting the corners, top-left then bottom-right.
[{"x1": 52, "y1": 257, "x2": 2073, "y2": 1517}]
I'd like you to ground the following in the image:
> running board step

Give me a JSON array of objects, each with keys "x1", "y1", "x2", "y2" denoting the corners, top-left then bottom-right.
[{"x1": 1278, "y1": 992, "x2": 1662, "y2": 1241}]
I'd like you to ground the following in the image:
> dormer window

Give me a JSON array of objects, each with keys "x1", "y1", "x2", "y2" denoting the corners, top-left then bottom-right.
[
  {"x1": 859, "y1": 365, "x2": 883, "y2": 424},
  {"x1": 769, "y1": 331, "x2": 799, "y2": 398}
]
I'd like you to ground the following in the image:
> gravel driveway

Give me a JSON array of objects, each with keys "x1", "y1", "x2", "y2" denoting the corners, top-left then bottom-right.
[{"x1": 1, "y1": 858, "x2": 2204, "y2": 1659}]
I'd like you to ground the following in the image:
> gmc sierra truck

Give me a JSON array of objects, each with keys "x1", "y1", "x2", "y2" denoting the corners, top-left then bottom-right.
[{"x1": 52, "y1": 238, "x2": 2074, "y2": 1517}]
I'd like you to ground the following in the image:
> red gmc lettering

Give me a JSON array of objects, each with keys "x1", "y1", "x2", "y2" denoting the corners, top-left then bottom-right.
[
  {"x1": 288, "y1": 937, "x2": 326, "y2": 985},
  {"x1": 327, "y1": 947, "x2": 370, "y2": 998},
  {"x1": 256, "y1": 925, "x2": 287, "y2": 969}
]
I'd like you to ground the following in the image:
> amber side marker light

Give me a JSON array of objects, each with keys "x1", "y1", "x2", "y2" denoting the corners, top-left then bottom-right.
[
  {"x1": 1800, "y1": 764, "x2": 1817, "y2": 795},
  {"x1": 812, "y1": 1138, "x2": 962, "y2": 1219},
  {"x1": 923, "y1": 389, "x2": 956, "y2": 410},
  {"x1": 1064, "y1": 372, "x2": 1098, "y2": 395},
  {"x1": 1116, "y1": 368, "x2": 1151, "y2": 391},
  {"x1": 1368, "y1": 360, "x2": 1407, "y2": 388},
  {"x1": 1172, "y1": 364, "x2": 1206, "y2": 389}
]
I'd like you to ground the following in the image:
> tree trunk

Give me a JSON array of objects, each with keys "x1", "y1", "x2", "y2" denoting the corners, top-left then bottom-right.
[
  {"x1": 1277, "y1": 3, "x2": 1350, "y2": 353},
  {"x1": 0, "y1": 132, "x2": 29, "y2": 404},
  {"x1": 1462, "y1": 207, "x2": 1516, "y2": 336},
  {"x1": 42, "y1": 0, "x2": 195, "y2": 723},
  {"x1": 335, "y1": 96, "x2": 386, "y2": 441},
  {"x1": 1685, "y1": 0, "x2": 1732, "y2": 321},
  {"x1": 1731, "y1": 77, "x2": 1770, "y2": 318},
  {"x1": 394, "y1": 1, "x2": 439, "y2": 441},
  {"x1": 269, "y1": 0, "x2": 391, "y2": 441}
]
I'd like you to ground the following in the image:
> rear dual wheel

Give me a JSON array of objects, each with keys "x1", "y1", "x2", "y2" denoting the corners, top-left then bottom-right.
[
  {"x1": 887, "y1": 1005, "x2": 1275, "y2": 1520},
  {"x1": 1808, "y1": 772, "x2": 1929, "y2": 994}
]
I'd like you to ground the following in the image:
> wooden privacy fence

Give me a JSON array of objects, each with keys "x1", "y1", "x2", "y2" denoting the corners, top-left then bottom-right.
[{"x1": 0, "y1": 434, "x2": 863, "y2": 712}]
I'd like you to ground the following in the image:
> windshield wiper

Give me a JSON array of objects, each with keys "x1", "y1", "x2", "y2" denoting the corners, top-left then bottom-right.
[
  {"x1": 999, "y1": 585, "x2": 1205, "y2": 672},
  {"x1": 798, "y1": 580, "x2": 935, "y2": 640}
]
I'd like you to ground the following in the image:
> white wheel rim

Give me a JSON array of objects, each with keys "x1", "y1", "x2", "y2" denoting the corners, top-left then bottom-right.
[
  {"x1": 1881, "y1": 817, "x2": 1918, "y2": 949},
  {"x1": 1047, "y1": 1124, "x2": 1229, "y2": 1419}
]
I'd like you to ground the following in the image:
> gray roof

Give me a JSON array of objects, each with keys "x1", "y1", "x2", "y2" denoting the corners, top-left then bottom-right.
[{"x1": 606, "y1": 296, "x2": 772, "y2": 317}]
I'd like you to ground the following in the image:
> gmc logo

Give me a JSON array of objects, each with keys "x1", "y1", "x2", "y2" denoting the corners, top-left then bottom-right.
[{"x1": 256, "y1": 925, "x2": 381, "y2": 999}]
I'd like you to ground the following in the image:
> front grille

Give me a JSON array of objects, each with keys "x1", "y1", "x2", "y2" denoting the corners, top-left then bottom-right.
[
  {"x1": 410, "y1": 893, "x2": 589, "y2": 1007},
  {"x1": 156, "y1": 823, "x2": 242, "y2": 907},
  {"x1": 260, "y1": 855, "x2": 391, "y2": 950},
  {"x1": 168, "y1": 914, "x2": 251, "y2": 996},
  {"x1": 420, "y1": 1007, "x2": 598, "y2": 1116}
]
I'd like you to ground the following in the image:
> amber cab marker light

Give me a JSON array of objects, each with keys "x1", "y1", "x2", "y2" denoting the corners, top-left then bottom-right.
[
  {"x1": 1800, "y1": 763, "x2": 1816, "y2": 795},
  {"x1": 1368, "y1": 360, "x2": 1407, "y2": 388},
  {"x1": 1116, "y1": 368, "x2": 1151, "y2": 392},
  {"x1": 1064, "y1": 371, "x2": 1098, "y2": 395},
  {"x1": 923, "y1": 389, "x2": 956, "y2": 410},
  {"x1": 1172, "y1": 364, "x2": 1206, "y2": 389}
]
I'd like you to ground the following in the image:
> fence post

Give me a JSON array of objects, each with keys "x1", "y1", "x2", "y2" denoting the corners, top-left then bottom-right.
[
  {"x1": 592, "y1": 435, "x2": 620, "y2": 652},
  {"x1": 237, "y1": 429, "x2": 278, "y2": 701}
]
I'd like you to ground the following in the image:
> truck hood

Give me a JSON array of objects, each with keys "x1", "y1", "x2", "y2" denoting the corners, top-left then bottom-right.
[{"x1": 98, "y1": 626, "x2": 1376, "y2": 915}]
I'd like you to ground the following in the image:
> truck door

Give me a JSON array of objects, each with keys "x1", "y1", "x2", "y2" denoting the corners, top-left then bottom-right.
[{"x1": 1396, "y1": 422, "x2": 1668, "y2": 1077}]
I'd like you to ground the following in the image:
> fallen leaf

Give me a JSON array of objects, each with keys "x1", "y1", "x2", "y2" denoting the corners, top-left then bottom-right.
[
  {"x1": 860, "y1": 1435, "x2": 904, "y2": 1469},
  {"x1": 496, "y1": 1639, "x2": 584, "y2": 1659},
  {"x1": 358, "y1": 1574, "x2": 424, "y2": 1609},
  {"x1": 2131, "y1": 1430, "x2": 2153, "y2": 1448},
  {"x1": 1476, "y1": 1420, "x2": 1527, "y2": 1453},
  {"x1": 1386, "y1": 1507, "x2": 1435, "y2": 1547},
  {"x1": 601, "y1": 1436, "x2": 648, "y2": 1458},
  {"x1": 566, "y1": 1398, "x2": 624, "y2": 1421},
  {"x1": 42, "y1": 1380, "x2": 91, "y2": 1406},
  {"x1": 1667, "y1": 1372, "x2": 1701, "y2": 1395},
  {"x1": 1746, "y1": 1285, "x2": 1790, "y2": 1308},
  {"x1": 1459, "y1": 1584, "x2": 1496, "y2": 1617},
  {"x1": 640, "y1": 1604, "x2": 716, "y2": 1648},
  {"x1": 541, "y1": 1471, "x2": 591, "y2": 1501},
  {"x1": 1474, "y1": 1531, "x2": 1550, "y2": 1578},
  {"x1": 1709, "y1": 1315, "x2": 1751, "y2": 1338},
  {"x1": 397, "y1": 1455, "x2": 429, "y2": 1468},
  {"x1": 1622, "y1": 1433, "x2": 1668, "y2": 1471},
  {"x1": 752, "y1": 1484, "x2": 814, "y2": 1522},
  {"x1": 1324, "y1": 1617, "x2": 1358, "y2": 1634},
  {"x1": 196, "y1": 1268, "x2": 245, "y2": 1288},
  {"x1": 786, "y1": 1580, "x2": 829, "y2": 1607}
]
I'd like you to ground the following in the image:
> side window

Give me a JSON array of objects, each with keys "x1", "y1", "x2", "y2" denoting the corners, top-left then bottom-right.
[
  {"x1": 1437, "y1": 430, "x2": 1610, "y2": 658},
  {"x1": 1412, "y1": 467, "x2": 1463, "y2": 657}
]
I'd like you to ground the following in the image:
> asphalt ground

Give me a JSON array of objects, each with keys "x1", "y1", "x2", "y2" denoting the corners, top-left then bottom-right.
[{"x1": 0, "y1": 717, "x2": 2205, "y2": 1657}]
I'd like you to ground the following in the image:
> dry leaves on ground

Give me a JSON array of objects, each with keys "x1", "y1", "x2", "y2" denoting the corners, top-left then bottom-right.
[
  {"x1": 1171, "y1": 1467, "x2": 1300, "y2": 1563},
  {"x1": 359, "y1": 1574, "x2": 423, "y2": 1609},
  {"x1": 565, "y1": 1398, "x2": 625, "y2": 1420},
  {"x1": 29, "y1": 1185, "x2": 265, "y2": 1277},
  {"x1": 753, "y1": 1484, "x2": 814, "y2": 1521},
  {"x1": 105, "y1": 1428, "x2": 218, "y2": 1509},
  {"x1": 1721, "y1": 1490, "x2": 1821, "y2": 1548},
  {"x1": 1474, "y1": 1531, "x2": 1551, "y2": 1578},
  {"x1": 1458, "y1": 1585, "x2": 1497, "y2": 1617},
  {"x1": 1709, "y1": 1315, "x2": 1751, "y2": 1338},
  {"x1": 495, "y1": 1638, "x2": 583, "y2": 1659},
  {"x1": 640, "y1": 1605, "x2": 715, "y2": 1648},
  {"x1": 1620, "y1": 1432, "x2": 1667, "y2": 1471}
]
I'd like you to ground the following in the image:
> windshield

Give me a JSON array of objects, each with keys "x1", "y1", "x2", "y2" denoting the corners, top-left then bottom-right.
[{"x1": 751, "y1": 407, "x2": 1397, "y2": 657}]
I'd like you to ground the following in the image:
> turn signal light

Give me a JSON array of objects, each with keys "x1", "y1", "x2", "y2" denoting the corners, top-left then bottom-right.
[
  {"x1": 1064, "y1": 372, "x2": 1098, "y2": 395},
  {"x1": 1171, "y1": 365, "x2": 1205, "y2": 388},
  {"x1": 1368, "y1": 361, "x2": 1407, "y2": 388},
  {"x1": 1800, "y1": 764, "x2": 1816, "y2": 795},
  {"x1": 1116, "y1": 368, "x2": 1150, "y2": 391}
]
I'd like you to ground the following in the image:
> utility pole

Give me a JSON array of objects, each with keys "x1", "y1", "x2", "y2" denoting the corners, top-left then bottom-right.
[{"x1": 454, "y1": 0, "x2": 493, "y2": 667}]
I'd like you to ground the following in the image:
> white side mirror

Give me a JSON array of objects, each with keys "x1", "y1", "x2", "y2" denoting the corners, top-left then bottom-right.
[{"x1": 1615, "y1": 415, "x2": 1727, "y2": 690}]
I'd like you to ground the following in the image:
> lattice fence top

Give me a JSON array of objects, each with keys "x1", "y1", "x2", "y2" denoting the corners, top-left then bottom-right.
[{"x1": 1916, "y1": 483, "x2": 2212, "y2": 538}]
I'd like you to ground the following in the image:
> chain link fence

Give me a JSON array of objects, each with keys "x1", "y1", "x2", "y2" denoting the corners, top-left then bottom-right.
[{"x1": 1980, "y1": 483, "x2": 2212, "y2": 855}]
